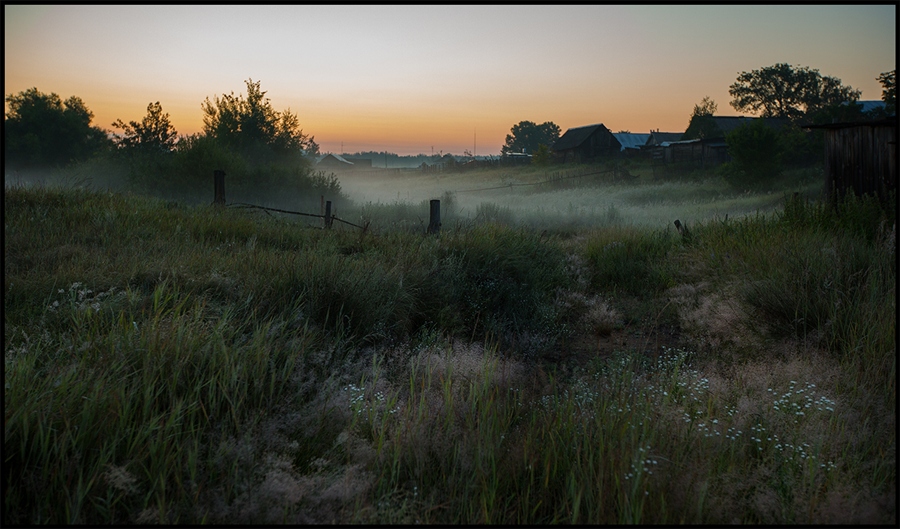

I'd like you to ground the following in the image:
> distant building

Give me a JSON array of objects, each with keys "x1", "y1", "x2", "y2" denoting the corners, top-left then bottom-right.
[
  {"x1": 644, "y1": 130, "x2": 683, "y2": 147},
  {"x1": 552, "y1": 123, "x2": 618, "y2": 162},
  {"x1": 652, "y1": 116, "x2": 792, "y2": 172},
  {"x1": 611, "y1": 132, "x2": 651, "y2": 155},
  {"x1": 683, "y1": 115, "x2": 791, "y2": 141},
  {"x1": 316, "y1": 153, "x2": 355, "y2": 170},
  {"x1": 342, "y1": 157, "x2": 373, "y2": 169},
  {"x1": 501, "y1": 152, "x2": 533, "y2": 165}
]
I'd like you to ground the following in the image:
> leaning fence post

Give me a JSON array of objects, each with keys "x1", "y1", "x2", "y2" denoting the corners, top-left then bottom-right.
[
  {"x1": 427, "y1": 199, "x2": 441, "y2": 234},
  {"x1": 324, "y1": 200, "x2": 333, "y2": 229},
  {"x1": 213, "y1": 170, "x2": 226, "y2": 205}
]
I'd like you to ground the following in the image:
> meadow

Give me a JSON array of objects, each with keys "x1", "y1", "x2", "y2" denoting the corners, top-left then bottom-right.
[{"x1": 3, "y1": 159, "x2": 895, "y2": 524}]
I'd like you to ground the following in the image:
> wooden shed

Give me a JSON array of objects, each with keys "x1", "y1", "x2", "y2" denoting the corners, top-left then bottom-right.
[
  {"x1": 803, "y1": 117, "x2": 898, "y2": 203},
  {"x1": 552, "y1": 123, "x2": 618, "y2": 163}
]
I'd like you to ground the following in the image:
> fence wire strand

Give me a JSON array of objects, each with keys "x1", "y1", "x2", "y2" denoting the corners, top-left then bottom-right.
[{"x1": 226, "y1": 202, "x2": 366, "y2": 229}]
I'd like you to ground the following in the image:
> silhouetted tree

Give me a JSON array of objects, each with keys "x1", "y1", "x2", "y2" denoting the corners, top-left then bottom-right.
[
  {"x1": 683, "y1": 96, "x2": 720, "y2": 139},
  {"x1": 501, "y1": 120, "x2": 561, "y2": 156},
  {"x1": 4, "y1": 87, "x2": 110, "y2": 169},
  {"x1": 877, "y1": 70, "x2": 896, "y2": 115},
  {"x1": 112, "y1": 101, "x2": 178, "y2": 154},
  {"x1": 729, "y1": 63, "x2": 860, "y2": 121},
  {"x1": 201, "y1": 79, "x2": 315, "y2": 163}
]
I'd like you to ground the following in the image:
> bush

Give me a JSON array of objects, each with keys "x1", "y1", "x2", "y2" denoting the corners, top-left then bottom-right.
[{"x1": 719, "y1": 120, "x2": 784, "y2": 190}]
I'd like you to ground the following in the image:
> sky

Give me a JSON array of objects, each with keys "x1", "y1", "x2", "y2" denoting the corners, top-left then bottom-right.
[{"x1": 4, "y1": 4, "x2": 896, "y2": 156}]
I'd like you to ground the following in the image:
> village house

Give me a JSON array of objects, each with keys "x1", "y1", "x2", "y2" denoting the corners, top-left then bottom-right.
[
  {"x1": 644, "y1": 130, "x2": 684, "y2": 148},
  {"x1": 316, "y1": 153, "x2": 356, "y2": 170},
  {"x1": 551, "y1": 123, "x2": 619, "y2": 162},
  {"x1": 653, "y1": 116, "x2": 791, "y2": 169}
]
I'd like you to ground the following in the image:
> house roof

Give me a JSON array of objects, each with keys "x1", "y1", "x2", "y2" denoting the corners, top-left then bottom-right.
[
  {"x1": 709, "y1": 116, "x2": 791, "y2": 135},
  {"x1": 843, "y1": 100, "x2": 887, "y2": 113},
  {"x1": 660, "y1": 138, "x2": 701, "y2": 147},
  {"x1": 647, "y1": 131, "x2": 683, "y2": 145},
  {"x1": 316, "y1": 153, "x2": 354, "y2": 165},
  {"x1": 611, "y1": 132, "x2": 651, "y2": 151},
  {"x1": 552, "y1": 123, "x2": 608, "y2": 151},
  {"x1": 802, "y1": 117, "x2": 899, "y2": 130}
]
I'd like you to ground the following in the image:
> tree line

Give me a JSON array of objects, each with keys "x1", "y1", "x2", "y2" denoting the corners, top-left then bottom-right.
[
  {"x1": 4, "y1": 79, "x2": 343, "y2": 209},
  {"x1": 5, "y1": 65, "x2": 895, "y2": 189},
  {"x1": 499, "y1": 64, "x2": 894, "y2": 185}
]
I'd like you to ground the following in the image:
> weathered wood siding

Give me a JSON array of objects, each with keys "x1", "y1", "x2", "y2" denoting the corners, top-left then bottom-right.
[{"x1": 823, "y1": 121, "x2": 897, "y2": 202}]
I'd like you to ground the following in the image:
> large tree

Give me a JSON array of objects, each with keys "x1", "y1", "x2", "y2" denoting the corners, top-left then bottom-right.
[
  {"x1": 201, "y1": 79, "x2": 315, "y2": 161},
  {"x1": 4, "y1": 87, "x2": 110, "y2": 169},
  {"x1": 112, "y1": 101, "x2": 178, "y2": 154},
  {"x1": 728, "y1": 63, "x2": 860, "y2": 121},
  {"x1": 501, "y1": 120, "x2": 561, "y2": 156}
]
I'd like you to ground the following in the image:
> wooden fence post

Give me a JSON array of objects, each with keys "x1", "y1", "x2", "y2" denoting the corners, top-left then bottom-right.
[
  {"x1": 213, "y1": 170, "x2": 226, "y2": 205},
  {"x1": 427, "y1": 199, "x2": 441, "y2": 234},
  {"x1": 324, "y1": 200, "x2": 333, "y2": 229}
]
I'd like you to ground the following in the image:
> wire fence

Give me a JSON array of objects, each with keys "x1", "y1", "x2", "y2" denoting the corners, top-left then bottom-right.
[{"x1": 216, "y1": 165, "x2": 625, "y2": 232}]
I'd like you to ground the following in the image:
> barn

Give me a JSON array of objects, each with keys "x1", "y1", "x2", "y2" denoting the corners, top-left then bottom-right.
[
  {"x1": 552, "y1": 123, "x2": 618, "y2": 163},
  {"x1": 803, "y1": 117, "x2": 898, "y2": 203}
]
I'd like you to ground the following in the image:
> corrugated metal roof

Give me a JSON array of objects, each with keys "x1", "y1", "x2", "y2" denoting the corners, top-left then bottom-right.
[
  {"x1": 552, "y1": 123, "x2": 608, "y2": 151},
  {"x1": 647, "y1": 131, "x2": 683, "y2": 145},
  {"x1": 660, "y1": 138, "x2": 701, "y2": 147},
  {"x1": 611, "y1": 132, "x2": 650, "y2": 151}
]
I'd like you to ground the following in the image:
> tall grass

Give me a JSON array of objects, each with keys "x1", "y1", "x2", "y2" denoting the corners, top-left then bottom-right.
[{"x1": 4, "y1": 180, "x2": 894, "y2": 524}]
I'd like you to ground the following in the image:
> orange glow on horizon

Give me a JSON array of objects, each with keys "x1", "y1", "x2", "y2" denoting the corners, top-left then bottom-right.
[{"x1": 5, "y1": 5, "x2": 894, "y2": 157}]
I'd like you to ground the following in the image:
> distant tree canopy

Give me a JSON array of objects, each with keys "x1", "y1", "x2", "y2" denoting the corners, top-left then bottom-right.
[
  {"x1": 4, "y1": 87, "x2": 110, "y2": 169},
  {"x1": 728, "y1": 63, "x2": 860, "y2": 121},
  {"x1": 112, "y1": 101, "x2": 178, "y2": 154},
  {"x1": 501, "y1": 120, "x2": 561, "y2": 156},
  {"x1": 201, "y1": 78, "x2": 316, "y2": 163},
  {"x1": 683, "y1": 96, "x2": 720, "y2": 140}
]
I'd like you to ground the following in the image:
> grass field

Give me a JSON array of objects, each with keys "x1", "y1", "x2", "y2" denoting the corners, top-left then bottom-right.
[{"x1": 3, "y1": 160, "x2": 895, "y2": 524}]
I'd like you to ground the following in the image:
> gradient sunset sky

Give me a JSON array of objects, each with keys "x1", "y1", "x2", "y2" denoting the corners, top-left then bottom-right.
[{"x1": 5, "y1": 4, "x2": 896, "y2": 156}]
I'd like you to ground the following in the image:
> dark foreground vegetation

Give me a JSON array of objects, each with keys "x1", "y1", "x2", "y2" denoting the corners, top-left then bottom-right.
[{"x1": 3, "y1": 178, "x2": 895, "y2": 524}]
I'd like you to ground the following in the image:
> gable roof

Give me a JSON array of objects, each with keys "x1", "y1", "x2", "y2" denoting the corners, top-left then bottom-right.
[
  {"x1": 611, "y1": 132, "x2": 651, "y2": 151},
  {"x1": 316, "y1": 153, "x2": 354, "y2": 165},
  {"x1": 686, "y1": 116, "x2": 791, "y2": 139},
  {"x1": 709, "y1": 116, "x2": 791, "y2": 135},
  {"x1": 552, "y1": 123, "x2": 609, "y2": 151}
]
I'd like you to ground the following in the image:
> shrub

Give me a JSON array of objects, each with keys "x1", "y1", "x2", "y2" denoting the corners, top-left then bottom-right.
[{"x1": 719, "y1": 119, "x2": 784, "y2": 189}]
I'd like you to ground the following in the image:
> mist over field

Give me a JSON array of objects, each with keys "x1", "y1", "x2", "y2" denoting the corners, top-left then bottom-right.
[{"x1": 329, "y1": 163, "x2": 819, "y2": 232}]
